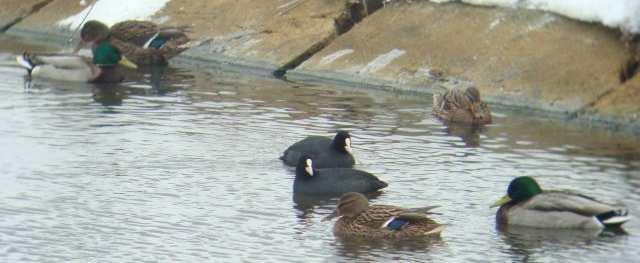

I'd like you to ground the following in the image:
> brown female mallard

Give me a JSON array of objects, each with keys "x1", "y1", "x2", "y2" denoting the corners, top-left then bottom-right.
[
  {"x1": 324, "y1": 192, "x2": 446, "y2": 239},
  {"x1": 432, "y1": 86, "x2": 492, "y2": 125},
  {"x1": 81, "y1": 20, "x2": 191, "y2": 65}
]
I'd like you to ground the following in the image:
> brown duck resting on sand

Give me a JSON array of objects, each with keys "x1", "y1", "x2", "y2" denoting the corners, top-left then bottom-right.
[
  {"x1": 432, "y1": 86, "x2": 492, "y2": 125},
  {"x1": 79, "y1": 20, "x2": 191, "y2": 66}
]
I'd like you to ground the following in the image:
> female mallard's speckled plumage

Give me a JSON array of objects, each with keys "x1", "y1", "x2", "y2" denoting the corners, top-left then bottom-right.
[
  {"x1": 327, "y1": 192, "x2": 445, "y2": 239},
  {"x1": 492, "y1": 176, "x2": 631, "y2": 229},
  {"x1": 108, "y1": 20, "x2": 190, "y2": 65},
  {"x1": 432, "y1": 86, "x2": 492, "y2": 124}
]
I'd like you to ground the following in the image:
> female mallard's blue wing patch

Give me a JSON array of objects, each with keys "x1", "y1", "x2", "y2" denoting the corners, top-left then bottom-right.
[{"x1": 382, "y1": 217, "x2": 409, "y2": 230}]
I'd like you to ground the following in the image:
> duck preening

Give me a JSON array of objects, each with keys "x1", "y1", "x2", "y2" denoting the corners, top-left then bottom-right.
[
  {"x1": 324, "y1": 192, "x2": 446, "y2": 239},
  {"x1": 491, "y1": 176, "x2": 631, "y2": 229}
]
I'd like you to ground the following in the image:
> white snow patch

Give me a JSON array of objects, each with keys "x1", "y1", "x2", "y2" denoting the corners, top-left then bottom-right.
[
  {"x1": 428, "y1": 0, "x2": 640, "y2": 33},
  {"x1": 58, "y1": 0, "x2": 171, "y2": 29},
  {"x1": 319, "y1": 49, "x2": 354, "y2": 66},
  {"x1": 358, "y1": 49, "x2": 406, "y2": 74}
]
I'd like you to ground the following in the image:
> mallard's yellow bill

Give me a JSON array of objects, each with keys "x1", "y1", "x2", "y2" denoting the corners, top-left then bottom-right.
[
  {"x1": 490, "y1": 195, "x2": 511, "y2": 208},
  {"x1": 118, "y1": 56, "x2": 138, "y2": 69}
]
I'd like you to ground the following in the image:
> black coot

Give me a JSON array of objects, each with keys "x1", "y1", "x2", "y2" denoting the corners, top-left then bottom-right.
[
  {"x1": 293, "y1": 155, "x2": 387, "y2": 196},
  {"x1": 281, "y1": 131, "x2": 355, "y2": 168}
]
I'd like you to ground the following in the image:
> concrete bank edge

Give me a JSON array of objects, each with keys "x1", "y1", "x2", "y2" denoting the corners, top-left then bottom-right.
[{"x1": 4, "y1": 29, "x2": 640, "y2": 136}]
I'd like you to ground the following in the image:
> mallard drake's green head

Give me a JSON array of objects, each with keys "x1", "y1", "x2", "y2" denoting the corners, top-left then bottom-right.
[
  {"x1": 81, "y1": 20, "x2": 110, "y2": 42},
  {"x1": 491, "y1": 176, "x2": 543, "y2": 207}
]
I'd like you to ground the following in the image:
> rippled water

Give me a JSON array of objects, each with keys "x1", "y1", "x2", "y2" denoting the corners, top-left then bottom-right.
[{"x1": 1, "y1": 47, "x2": 639, "y2": 262}]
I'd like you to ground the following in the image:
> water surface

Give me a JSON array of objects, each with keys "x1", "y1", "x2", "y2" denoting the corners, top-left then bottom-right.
[{"x1": 0, "y1": 47, "x2": 639, "y2": 262}]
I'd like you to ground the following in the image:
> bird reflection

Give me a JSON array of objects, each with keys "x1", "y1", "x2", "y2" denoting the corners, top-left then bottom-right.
[
  {"x1": 443, "y1": 121, "x2": 484, "y2": 147},
  {"x1": 497, "y1": 225, "x2": 627, "y2": 262},
  {"x1": 333, "y1": 231, "x2": 445, "y2": 259},
  {"x1": 92, "y1": 85, "x2": 126, "y2": 106}
]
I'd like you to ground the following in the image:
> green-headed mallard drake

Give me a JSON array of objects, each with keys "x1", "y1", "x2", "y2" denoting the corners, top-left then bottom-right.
[
  {"x1": 432, "y1": 86, "x2": 492, "y2": 125},
  {"x1": 80, "y1": 20, "x2": 191, "y2": 66},
  {"x1": 491, "y1": 176, "x2": 631, "y2": 229},
  {"x1": 281, "y1": 131, "x2": 355, "y2": 168},
  {"x1": 324, "y1": 192, "x2": 446, "y2": 239}
]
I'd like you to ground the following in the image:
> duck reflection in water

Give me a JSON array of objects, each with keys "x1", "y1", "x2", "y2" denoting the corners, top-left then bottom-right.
[
  {"x1": 333, "y1": 233, "x2": 445, "y2": 260},
  {"x1": 92, "y1": 85, "x2": 126, "y2": 106},
  {"x1": 443, "y1": 121, "x2": 484, "y2": 147},
  {"x1": 498, "y1": 225, "x2": 627, "y2": 262}
]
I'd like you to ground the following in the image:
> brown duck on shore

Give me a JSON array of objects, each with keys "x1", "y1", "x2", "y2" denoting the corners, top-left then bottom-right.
[
  {"x1": 323, "y1": 192, "x2": 446, "y2": 239},
  {"x1": 432, "y1": 86, "x2": 492, "y2": 125},
  {"x1": 79, "y1": 20, "x2": 191, "y2": 66}
]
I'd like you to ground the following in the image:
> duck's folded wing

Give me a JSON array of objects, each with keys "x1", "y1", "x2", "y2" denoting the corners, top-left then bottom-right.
[
  {"x1": 524, "y1": 191, "x2": 620, "y2": 216},
  {"x1": 111, "y1": 21, "x2": 159, "y2": 46},
  {"x1": 355, "y1": 205, "x2": 405, "y2": 228}
]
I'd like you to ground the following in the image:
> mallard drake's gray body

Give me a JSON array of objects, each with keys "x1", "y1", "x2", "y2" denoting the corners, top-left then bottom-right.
[
  {"x1": 327, "y1": 192, "x2": 445, "y2": 239},
  {"x1": 433, "y1": 86, "x2": 492, "y2": 124},
  {"x1": 492, "y1": 176, "x2": 631, "y2": 229}
]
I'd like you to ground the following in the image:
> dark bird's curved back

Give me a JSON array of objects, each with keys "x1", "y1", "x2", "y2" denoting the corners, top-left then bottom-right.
[
  {"x1": 280, "y1": 131, "x2": 355, "y2": 168},
  {"x1": 293, "y1": 155, "x2": 387, "y2": 196}
]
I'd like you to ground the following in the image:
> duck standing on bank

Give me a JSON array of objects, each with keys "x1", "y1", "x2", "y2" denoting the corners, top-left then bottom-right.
[
  {"x1": 293, "y1": 155, "x2": 386, "y2": 196},
  {"x1": 324, "y1": 192, "x2": 446, "y2": 239},
  {"x1": 491, "y1": 176, "x2": 631, "y2": 229},
  {"x1": 281, "y1": 131, "x2": 356, "y2": 169},
  {"x1": 432, "y1": 86, "x2": 492, "y2": 125}
]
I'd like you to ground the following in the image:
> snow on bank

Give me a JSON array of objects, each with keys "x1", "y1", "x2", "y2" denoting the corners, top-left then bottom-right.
[
  {"x1": 58, "y1": 0, "x2": 170, "y2": 29},
  {"x1": 429, "y1": 0, "x2": 640, "y2": 33}
]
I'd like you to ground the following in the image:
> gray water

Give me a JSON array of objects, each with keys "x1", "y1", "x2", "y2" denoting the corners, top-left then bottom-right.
[{"x1": 1, "y1": 47, "x2": 639, "y2": 262}]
